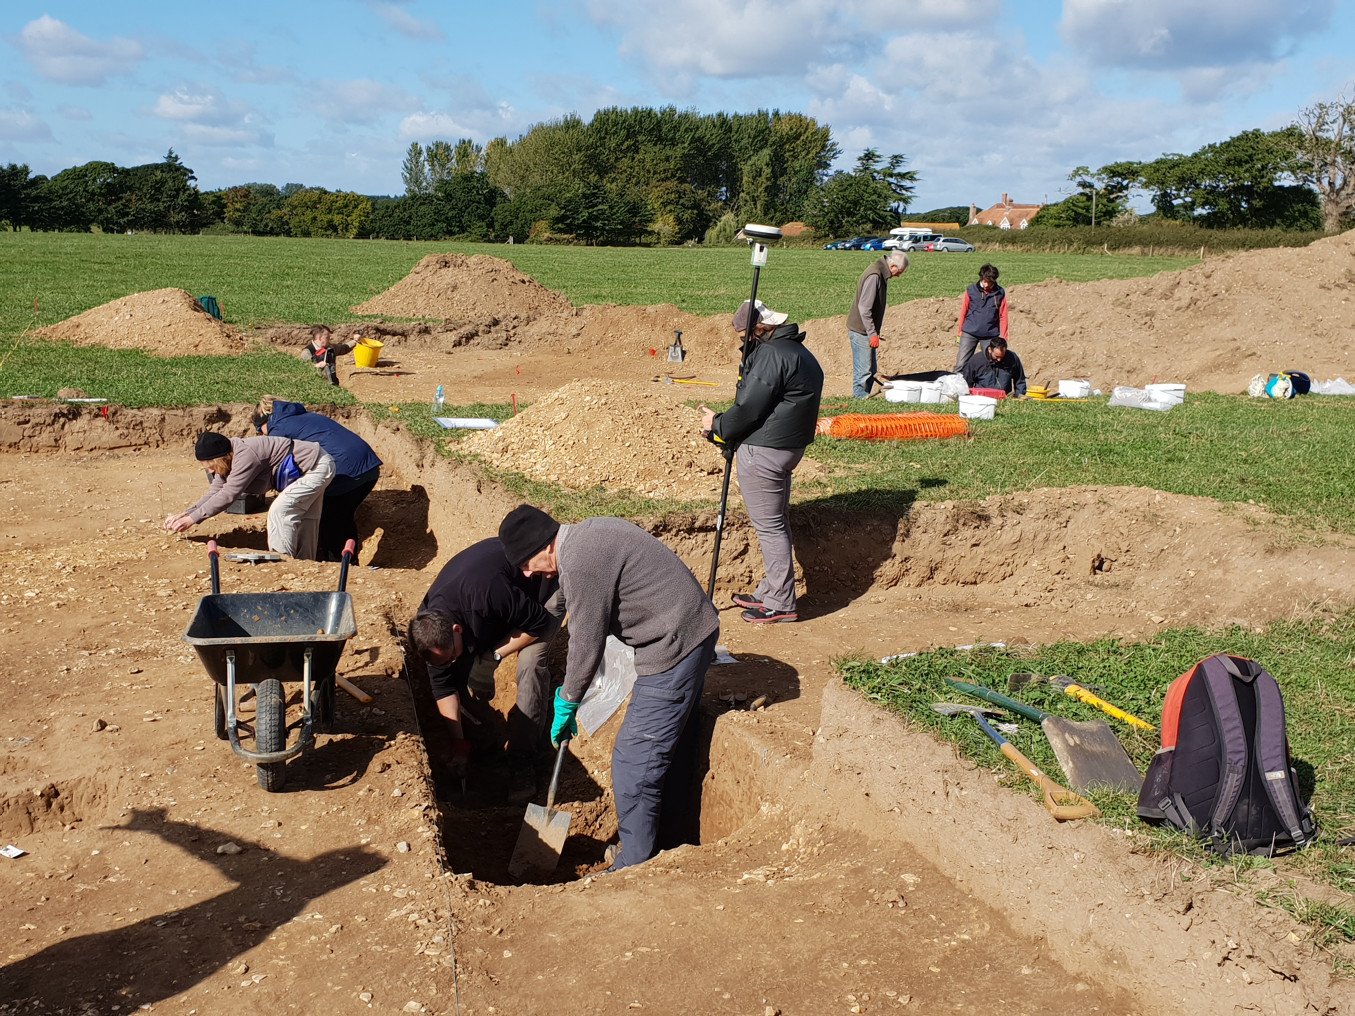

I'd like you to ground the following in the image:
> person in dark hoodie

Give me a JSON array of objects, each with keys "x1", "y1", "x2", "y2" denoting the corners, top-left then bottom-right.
[
  {"x1": 255, "y1": 397, "x2": 382, "y2": 562},
  {"x1": 960, "y1": 336, "x2": 1027, "y2": 397},
  {"x1": 699, "y1": 299, "x2": 824, "y2": 623}
]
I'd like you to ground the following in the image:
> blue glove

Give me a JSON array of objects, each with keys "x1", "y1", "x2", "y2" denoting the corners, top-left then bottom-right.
[{"x1": 551, "y1": 687, "x2": 580, "y2": 747}]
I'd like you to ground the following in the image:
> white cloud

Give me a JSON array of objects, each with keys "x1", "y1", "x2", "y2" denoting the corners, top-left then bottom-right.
[
  {"x1": 16, "y1": 15, "x2": 143, "y2": 87},
  {"x1": 399, "y1": 111, "x2": 477, "y2": 139},
  {"x1": 180, "y1": 123, "x2": 275, "y2": 147},
  {"x1": 153, "y1": 86, "x2": 252, "y2": 127},
  {"x1": 308, "y1": 79, "x2": 420, "y2": 126},
  {"x1": 1059, "y1": 0, "x2": 1335, "y2": 71},
  {"x1": 0, "y1": 107, "x2": 53, "y2": 142},
  {"x1": 366, "y1": 1, "x2": 444, "y2": 40},
  {"x1": 59, "y1": 105, "x2": 94, "y2": 122}
]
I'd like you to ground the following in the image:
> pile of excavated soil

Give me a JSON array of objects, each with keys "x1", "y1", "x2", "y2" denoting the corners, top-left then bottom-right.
[
  {"x1": 463, "y1": 380, "x2": 734, "y2": 500},
  {"x1": 805, "y1": 228, "x2": 1355, "y2": 393},
  {"x1": 37, "y1": 288, "x2": 246, "y2": 356},
  {"x1": 351, "y1": 253, "x2": 575, "y2": 322}
]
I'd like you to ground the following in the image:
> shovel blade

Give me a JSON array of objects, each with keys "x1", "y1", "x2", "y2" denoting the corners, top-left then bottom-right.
[
  {"x1": 507, "y1": 803, "x2": 572, "y2": 879},
  {"x1": 1042, "y1": 717, "x2": 1142, "y2": 794}
]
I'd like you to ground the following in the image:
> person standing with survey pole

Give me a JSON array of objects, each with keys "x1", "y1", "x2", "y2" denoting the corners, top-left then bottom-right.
[
  {"x1": 705, "y1": 223, "x2": 782, "y2": 601},
  {"x1": 848, "y1": 249, "x2": 909, "y2": 398}
]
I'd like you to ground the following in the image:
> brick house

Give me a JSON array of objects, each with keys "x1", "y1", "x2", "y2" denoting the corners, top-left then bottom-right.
[{"x1": 968, "y1": 193, "x2": 1042, "y2": 229}]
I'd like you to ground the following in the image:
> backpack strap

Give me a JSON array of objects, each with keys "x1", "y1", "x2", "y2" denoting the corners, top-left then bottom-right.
[
  {"x1": 1199, "y1": 655, "x2": 1251, "y2": 840},
  {"x1": 1245, "y1": 660, "x2": 1319, "y2": 849}
]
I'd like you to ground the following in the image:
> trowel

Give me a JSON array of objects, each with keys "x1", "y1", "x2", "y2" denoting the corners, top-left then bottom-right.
[
  {"x1": 507, "y1": 739, "x2": 573, "y2": 879},
  {"x1": 666, "y1": 329, "x2": 686, "y2": 363}
]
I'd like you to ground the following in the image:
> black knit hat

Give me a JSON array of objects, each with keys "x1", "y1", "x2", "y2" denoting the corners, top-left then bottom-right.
[
  {"x1": 195, "y1": 432, "x2": 232, "y2": 461},
  {"x1": 499, "y1": 504, "x2": 560, "y2": 568}
]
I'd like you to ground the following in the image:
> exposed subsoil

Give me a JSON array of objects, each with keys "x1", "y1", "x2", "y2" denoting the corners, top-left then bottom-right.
[{"x1": 1, "y1": 403, "x2": 1351, "y2": 1015}]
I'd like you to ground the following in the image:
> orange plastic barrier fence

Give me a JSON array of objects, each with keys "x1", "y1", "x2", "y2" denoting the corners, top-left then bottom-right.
[{"x1": 818, "y1": 412, "x2": 970, "y2": 441}]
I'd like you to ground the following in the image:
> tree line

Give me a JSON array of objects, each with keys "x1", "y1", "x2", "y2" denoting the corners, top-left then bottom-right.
[{"x1": 1, "y1": 96, "x2": 1350, "y2": 241}]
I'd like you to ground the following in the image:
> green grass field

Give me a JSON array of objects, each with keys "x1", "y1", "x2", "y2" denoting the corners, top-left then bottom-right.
[{"x1": 0, "y1": 231, "x2": 1197, "y2": 333}]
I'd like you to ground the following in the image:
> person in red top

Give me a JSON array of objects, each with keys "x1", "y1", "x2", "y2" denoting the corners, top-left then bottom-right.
[{"x1": 954, "y1": 264, "x2": 1009, "y2": 371}]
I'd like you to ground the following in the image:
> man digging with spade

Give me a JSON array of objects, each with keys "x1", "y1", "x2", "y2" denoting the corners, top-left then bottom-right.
[
  {"x1": 500, "y1": 504, "x2": 719, "y2": 871},
  {"x1": 700, "y1": 298, "x2": 823, "y2": 623}
]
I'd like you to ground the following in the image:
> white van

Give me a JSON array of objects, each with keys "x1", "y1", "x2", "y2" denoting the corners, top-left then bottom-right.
[{"x1": 883, "y1": 227, "x2": 941, "y2": 251}]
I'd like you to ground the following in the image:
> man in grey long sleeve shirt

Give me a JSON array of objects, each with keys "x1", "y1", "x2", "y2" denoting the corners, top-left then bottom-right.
[
  {"x1": 847, "y1": 249, "x2": 909, "y2": 398},
  {"x1": 499, "y1": 505, "x2": 719, "y2": 871}
]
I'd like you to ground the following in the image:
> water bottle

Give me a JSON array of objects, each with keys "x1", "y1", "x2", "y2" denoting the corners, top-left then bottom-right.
[{"x1": 433, "y1": 384, "x2": 445, "y2": 416}]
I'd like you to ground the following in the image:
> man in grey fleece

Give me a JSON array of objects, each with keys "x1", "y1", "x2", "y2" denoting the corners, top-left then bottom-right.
[
  {"x1": 847, "y1": 249, "x2": 909, "y2": 398},
  {"x1": 499, "y1": 504, "x2": 719, "y2": 871}
]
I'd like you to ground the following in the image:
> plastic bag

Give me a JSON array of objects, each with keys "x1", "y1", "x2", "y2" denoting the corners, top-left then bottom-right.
[
  {"x1": 576, "y1": 635, "x2": 637, "y2": 736},
  {"x1": 1108, "y1": 386, "x2": 1173, "y2": 411},
  {"x1": 937, "y1": 373, "x2": 969, "y2": 402}
]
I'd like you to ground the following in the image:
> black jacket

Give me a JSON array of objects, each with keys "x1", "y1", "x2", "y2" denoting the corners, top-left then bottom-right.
[
  {"x1": 712, "y1": 323, "x2": 824, "y2": 450},
  {"x1": 961, "y1": 347, "x2": 1027, "y2": 396}
]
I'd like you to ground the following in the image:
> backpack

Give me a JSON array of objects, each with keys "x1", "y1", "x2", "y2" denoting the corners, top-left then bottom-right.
[
  {"x1": 272, "y1": 440, "x2": 304, "y2": 492},
  {"x1": 1138, "y1": 654, "x2": 1318, "y2": 857}
]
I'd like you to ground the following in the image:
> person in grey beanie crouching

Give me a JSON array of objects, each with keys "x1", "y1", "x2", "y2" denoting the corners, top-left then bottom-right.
[{"x1": 499, "y1": 504, "x2": 719, "y2": 871}]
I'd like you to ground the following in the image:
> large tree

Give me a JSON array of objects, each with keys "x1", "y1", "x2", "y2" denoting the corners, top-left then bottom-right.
[
  {"x1": 402, "y1": 141, "x2": 430, "y2": 196},
  {"x1": 802, "y1": 148, "x2": 912, "y2": 236},
  {"x1": 1290, "y1": 94, "x2": 1355, "y2": 231}
]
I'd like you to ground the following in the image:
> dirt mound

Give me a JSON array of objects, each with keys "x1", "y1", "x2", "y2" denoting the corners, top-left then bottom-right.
[
  {"x1": 37, "y1": 288, "x2": 246, "y2": 356},
  {"x1": 463, "y1": 380, "x2": 736, "y2": 500},
  {"x1": 805, "y1": 228, "x2": 1355, "y2": 393},
  {"x1": 351, "y1": 253, "x2": 575, "y2": 322}
]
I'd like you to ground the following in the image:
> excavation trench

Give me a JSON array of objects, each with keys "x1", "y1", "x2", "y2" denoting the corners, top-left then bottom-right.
[{"x1": 4, "y1": 403, "x2": 1350, "y2": 1015}]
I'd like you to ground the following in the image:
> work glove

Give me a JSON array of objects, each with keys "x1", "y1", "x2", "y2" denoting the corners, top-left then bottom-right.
[
  {"x1": 869, "y1": 334, "x2": 880, "y2": 349},
  {"x1": 448, "y1": 738, "x2": 472, "y2": 782},
  {"x1": 551, "y1": 687, "x2": 580, "y2": 747}
]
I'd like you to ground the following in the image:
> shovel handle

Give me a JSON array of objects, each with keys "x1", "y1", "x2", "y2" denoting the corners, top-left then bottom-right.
[
  {"x1": 545, "y1": 739, "x2": 569, "y2": 811},
  {"x1": 944, "y1": 678, "x2": 1046, "y2": 723},
  {"x1": 207, "y1": 539, "x2": 220, "y2": 595},
  {"x1": 1061, "y1": 683, "x2": 1156, "y2": 733},
  {"x1": 999, "y1": 742, "x2": 1101, "y2": 822},
  {"x1": 337, "y1": 539, "x2": 356, "y2": 591}
]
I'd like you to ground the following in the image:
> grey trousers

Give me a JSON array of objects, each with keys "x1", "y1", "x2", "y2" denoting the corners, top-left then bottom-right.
[
  {"x1": 611, "y1": 630, "x2": 718, "y2": 870},
  {"x1": 463, "y1": 586, "x2": 565, "y2": 757},
  {"x1": 267, "y1": 452, "x2": 335, "y2": 561},
  {"x1": 736, "y1": 443, "x2": 805, "y2": 612},
  {"x1": 508, "y1": 586, "x2": 566, "y2": 756},
  {"x1": 955, "y1": 332, "x2": 993, "y2": 372}
]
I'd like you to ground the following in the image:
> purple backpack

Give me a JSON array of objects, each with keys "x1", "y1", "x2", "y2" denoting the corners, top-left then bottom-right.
[{"x1": 1138, "y1": 654, "x2": 1318, "y2": 857}]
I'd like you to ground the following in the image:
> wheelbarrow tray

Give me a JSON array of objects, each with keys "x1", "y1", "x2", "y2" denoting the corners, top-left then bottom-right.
[{"x1": 183, "y1": 591, "x2": 356, "y2": 686}]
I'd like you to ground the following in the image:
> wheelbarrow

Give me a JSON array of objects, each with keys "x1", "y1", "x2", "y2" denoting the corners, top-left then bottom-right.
[{"x1": 182, "y1": 539, "x2": 358, "y2": 791}]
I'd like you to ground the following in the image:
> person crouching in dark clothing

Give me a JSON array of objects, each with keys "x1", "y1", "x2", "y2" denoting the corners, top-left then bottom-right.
[
  {"x1": 960, "y1": 336, "x2": 1027, "y2": 397},
  {"x1": 255, "y1": 398, "x2": 381, "y2": 562}
]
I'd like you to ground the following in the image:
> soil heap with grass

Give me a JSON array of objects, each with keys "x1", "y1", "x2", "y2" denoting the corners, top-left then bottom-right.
[
  {"x1": 351, "y1": 253, "x2": 574, "y2": 322},
  {"x1": 37, "y1": 288, "x2": 245, "y2": 356}
]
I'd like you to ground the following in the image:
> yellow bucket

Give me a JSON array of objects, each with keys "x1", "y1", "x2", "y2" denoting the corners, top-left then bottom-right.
[{"x1": 353, "y1": 337, "x2": 383, "y2": 368}]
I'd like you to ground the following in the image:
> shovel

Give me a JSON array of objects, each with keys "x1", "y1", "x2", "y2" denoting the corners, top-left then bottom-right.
[
  {"x1": 1007, "y1": 673, "x2": 1156, "y2": 733},
  {"x1": 932, "y1": 703, "x2": 1100, "y2": 822},
  {"x1": 507, "y1": 739, "x2": 573, "y2": 880},
  {"x1": 944, "y1": 678, "x2": 1143, "y2": 794},
  {"x1": 667, "y1": 330, "x2": 686, "y2": 363}
]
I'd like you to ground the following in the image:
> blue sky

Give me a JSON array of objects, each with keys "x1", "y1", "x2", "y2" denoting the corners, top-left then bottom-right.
[{"x1": 3, "y1": 1, "x2": 1352, "y2": 212}]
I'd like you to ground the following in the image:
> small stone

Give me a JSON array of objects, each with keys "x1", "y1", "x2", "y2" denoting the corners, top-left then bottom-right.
[
  {"x1": 765, "y1": 1007, "x2": 780, "y2": 1016},
  {"x1": 403, "y1": 1002, "x2": 423, "y2": 1013},
  {"x1": 359, "y1": 992, "x2": 373, "y2": 1003},
  {"x1": 216, "y1": 842, "x2": 244, "y2": 856},
  {"x1": 396, "y1": 841, "x2": 412, "y2": 853},
  {"x1": 234, "y1": 962, "x2": 249, "y2": 975},
  {"x1": 91, "y1": 718, "x2": 107, "y2": 733}
]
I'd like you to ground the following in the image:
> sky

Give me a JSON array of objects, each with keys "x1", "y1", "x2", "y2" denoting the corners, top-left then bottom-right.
[{"x1": 2, "y1": 1, "x2": 1353, "y2": 213}]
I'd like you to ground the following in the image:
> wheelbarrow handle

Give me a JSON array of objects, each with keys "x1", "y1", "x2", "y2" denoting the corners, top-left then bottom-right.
[
  {"x1": 337, "y1": 539, "x2": 356, "y2": 592},
  {"x1": 207, "y1": 539, "x2": 220, "y2": 595}
]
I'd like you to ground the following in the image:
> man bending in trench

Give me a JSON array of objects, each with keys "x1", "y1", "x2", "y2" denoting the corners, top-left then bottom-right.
[
  {"x1": 500, "y1": 503, "x2": 719, "y2": 871},
  {"x1": 409, "y1": 537, "x2": 565, "y2": 802}
]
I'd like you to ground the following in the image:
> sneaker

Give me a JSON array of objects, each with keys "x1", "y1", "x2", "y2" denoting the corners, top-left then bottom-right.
[
  {"x1": 730, "y1": 592, "x2": 763, "y2": 609},
  {"x1": 604, "y1": 843, "x2": 619, "y2": 866},
  {"x1": 741, "y1": 606, "x2": 798, "y2": 624}
]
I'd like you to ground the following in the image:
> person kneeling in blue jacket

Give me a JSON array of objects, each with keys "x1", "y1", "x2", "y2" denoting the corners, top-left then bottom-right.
[{"x1": 256, "y1": 398, "x2": 382, "y2": 562}]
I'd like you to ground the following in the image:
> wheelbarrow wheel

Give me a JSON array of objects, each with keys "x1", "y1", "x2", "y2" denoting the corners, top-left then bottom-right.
[
  {"x1": 213, "y1": 684, "x2": 228, "y2": 741},
  {"x1": 255, "y1": 678, "x2": 287, "y2": 792}
]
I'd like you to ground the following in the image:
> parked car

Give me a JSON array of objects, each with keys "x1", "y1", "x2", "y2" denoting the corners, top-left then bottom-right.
[
  {"x1": 927, "y1": 236, "x2": 976, "y2": 253},
  {"x1": 858, "y1": 237, "x2": 888, "y2": 251},
  {"x1": 897, "y1": 233, "x2": 942, "y2": 252},
  {"x1": 822, "y1": 237, "x2": 869, "y2": 250}
]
